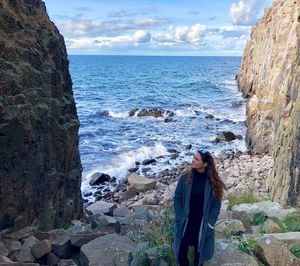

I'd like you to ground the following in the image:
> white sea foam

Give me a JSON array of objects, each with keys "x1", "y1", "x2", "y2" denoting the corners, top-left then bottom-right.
[
  {"x1": 81, "y1": 142, "x2": 169, "y2": 192},
  {"x1": 108, "y1": 110, "x2": 129, "y2": 118}
]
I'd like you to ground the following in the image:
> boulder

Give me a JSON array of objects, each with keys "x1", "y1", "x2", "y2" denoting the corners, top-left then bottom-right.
[
  {"x1": 0, "y1": 255, "x2": 13, "y2": 263},
  {"x1": 90, "y1": 215, "x2": 121, "y2": 233},
  {"x1": 162, "y1": 181, "x2": 177, "y2": 202},
  {"x1": 245, "y1": 232, "x2": 300, "y2": 247},
  {"x1": 232, "y1": 201, "x2": 298, "y2": 228},
  {"x1": 57, "y1": 259, "x2": 77, "y2": 266},
  {"x1": 142, "y1": 159, "x2": 156, "y2": 165},
  {"x1": 261, "y1": 219, "x2": 281, "y2": 233},
  {"x1": 0, "y1": 242, "x2": 9, "y2": 257},
  {"x1": 51, "y1": 225, "x2": 84, "y2": 258},
  {"x1": 79, "y1": 233, "x2": 137, "y2": 266},
  {"x1": 15, "y1": 237, "x2": 39, "y2": 263},
  {"x1": 215, "y1": 219, "x2": 245, "y2": 237},
  {"x1": 31, "y1": 239, "x2": 51, "y2": 259},
  {"x1": 113, "y1": 207, "x2": 130, "y2": 217},
  {"x1": 254, "y1": 235, "x2": 300, "y2": 266},
  {"x1": 70, "y1": 231, "x2": 106, "y2": 248},
  {"x1": 86, "y1": 201, "x2": 116, "y2": 216},
  {"x1": 34, "y1": 229, "x2": 66, "y2": 242},
  {"x1": 214, "y1": 131, "x2": 236, "y2": 143},
  {"x1": 2, "y1": 239, "x2": 22, "y2": 253},
  {"x1": 89, "y1": 172, "x2": 110, "y2": 186},
  {"x1": 204, "y1": 240, "x2": 258, "y2": 266},
  {"x1": 46, "y1": 252, "x2": 60, "y2": 266},
  {"x1": 127, "y1": 173, "x2": 156, "y2": 193}
]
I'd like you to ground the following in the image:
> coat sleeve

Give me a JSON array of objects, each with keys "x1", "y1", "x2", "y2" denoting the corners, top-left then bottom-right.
[
  {"x1": 173, "y1": 174, "x2": 184, "y2": 223},
  {"x1": 208, "y1": 195, "x2": 221, "y2": 228}
]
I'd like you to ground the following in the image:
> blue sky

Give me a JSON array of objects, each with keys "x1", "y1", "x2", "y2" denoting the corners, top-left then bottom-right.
[{"x1": 43, "y1": 0, "x2": 274, "y2": 56}]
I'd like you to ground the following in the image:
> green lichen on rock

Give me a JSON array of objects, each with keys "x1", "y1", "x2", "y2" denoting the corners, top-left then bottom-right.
[{"x1": 0, "y1": 0, "x2": 82, "y2": 231}]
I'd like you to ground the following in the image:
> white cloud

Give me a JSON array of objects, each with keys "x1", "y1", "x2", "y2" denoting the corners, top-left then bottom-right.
[
  {"x1": 108, "y1": 8, "x2": 158, "y2": 18},
  {"x1": 63, "y1": 22, "x2": 251, "y2": 55},
  {"x1": 153, "y1": 24, "x2": 206, "y2": 45},
  {"x1": 56, "y1": 18, "x2": 170, "y2": 38},
  {"x1": 66, "y1": 31, "x2": 151, "y2": 49},
  {"x1": 133, "y1": 30, "x2": 151, "y2": 43},
  {"x1": 229, "y1": 0, "x2": 269, "y2": 25}
]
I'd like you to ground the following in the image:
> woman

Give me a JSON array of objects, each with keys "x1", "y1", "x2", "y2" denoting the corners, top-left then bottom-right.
[{"x1": 173, "y1": 150, "x2": 225, "y2": 266}]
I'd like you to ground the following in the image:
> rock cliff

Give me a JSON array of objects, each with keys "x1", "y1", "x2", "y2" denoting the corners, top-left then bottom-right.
[
  {"x1": 0, "y1": 0, "x2": 83, "y2": 230},
  {"x1": 237, "y1": 0, "x2": 300, "y2": 206}
]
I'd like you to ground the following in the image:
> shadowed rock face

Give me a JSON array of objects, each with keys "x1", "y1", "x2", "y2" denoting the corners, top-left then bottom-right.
[
  {"x1": 237, "y1": 0, "x2": 300, "y2": 206},
  {"x1": 0, "y1": 0, "x2": 83, "y2": 230}
]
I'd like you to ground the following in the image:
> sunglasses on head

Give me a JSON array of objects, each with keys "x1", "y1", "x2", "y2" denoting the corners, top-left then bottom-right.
[{"x1": 198, "y1": 149, "x2": 209, "y2": 155}]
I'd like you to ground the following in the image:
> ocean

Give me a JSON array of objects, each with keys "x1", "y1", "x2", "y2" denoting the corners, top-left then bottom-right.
[{"x1": 69, "y1": 55, "x2": 247, "y2": 197}]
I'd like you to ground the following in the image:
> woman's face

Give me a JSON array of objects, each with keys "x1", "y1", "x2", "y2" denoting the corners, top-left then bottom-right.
[{"x1": 191, "y1": 152, "x2": 207, "y2": 170}]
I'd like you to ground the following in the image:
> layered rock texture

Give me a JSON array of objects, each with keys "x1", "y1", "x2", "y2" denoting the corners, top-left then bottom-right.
[
  {"x1": 237, "y1": 0, "x2": 300, "y2": 206},
  {"x1": 0, "y1": 0, "x2": 82, "y2": 230}
]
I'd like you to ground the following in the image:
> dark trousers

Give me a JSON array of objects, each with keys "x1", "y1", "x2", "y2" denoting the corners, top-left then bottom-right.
[{"x1": 178, "y1": 232, "x2": 203, "y2": 266}]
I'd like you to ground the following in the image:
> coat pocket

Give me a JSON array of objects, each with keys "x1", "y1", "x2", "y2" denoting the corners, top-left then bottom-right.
[{"x1": 203, "y1": 225, "x2": 215, "y2": 260}]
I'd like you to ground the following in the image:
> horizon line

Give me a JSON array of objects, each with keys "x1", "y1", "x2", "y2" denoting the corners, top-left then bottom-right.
[{"x1": 68, "y1": 54, "x2": 242, "y2": 57}]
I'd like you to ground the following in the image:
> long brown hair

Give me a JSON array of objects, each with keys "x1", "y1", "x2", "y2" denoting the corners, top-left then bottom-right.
[{"x1": 183, "y1": 150, "x2": 225, "y2": 200}]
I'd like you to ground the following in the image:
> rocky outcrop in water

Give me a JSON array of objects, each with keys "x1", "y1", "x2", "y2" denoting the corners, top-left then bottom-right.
[
  {"x1": 0, "y1": 0, "x2": 82, "y2": 231},
  {"x1": 237, "y1": 0, "x2": 300, "y2": 206}
]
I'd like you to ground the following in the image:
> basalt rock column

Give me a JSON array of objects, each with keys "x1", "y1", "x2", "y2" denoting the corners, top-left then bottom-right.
[
  {"x1": 237, "y1": 0, "x2": 300, "y2": 206},
  {"x1": 0, "y1": 0, "x2": 83, "y2": 230}
]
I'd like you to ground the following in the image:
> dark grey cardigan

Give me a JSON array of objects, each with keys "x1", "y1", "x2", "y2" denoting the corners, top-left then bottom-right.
[{"x1": 173, "y1": 172, "x2": 221, "y2": 266}]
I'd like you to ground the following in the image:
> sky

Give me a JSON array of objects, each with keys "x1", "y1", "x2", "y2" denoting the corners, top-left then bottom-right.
[{"x1": 43, "y1": 0, "x2": 274, "y2": 56}]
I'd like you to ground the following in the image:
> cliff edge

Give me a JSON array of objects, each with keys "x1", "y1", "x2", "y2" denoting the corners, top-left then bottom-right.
[
  {"x1": 237, "y1": 0, "x2": 300, "y2": 206},
  {"x1": 0, "y1": 0, "x2": 83, "y2": 230}
]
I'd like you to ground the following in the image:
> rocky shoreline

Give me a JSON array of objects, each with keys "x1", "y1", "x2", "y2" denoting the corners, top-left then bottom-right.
[
  {"x1": 83, "y1": 148, "x2": 273, "y2": 207},
  {"x1": 1, "y1": 149, "x2": 285, "y2": 266}
]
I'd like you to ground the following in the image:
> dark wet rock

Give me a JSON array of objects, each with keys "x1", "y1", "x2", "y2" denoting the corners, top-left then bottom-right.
[
  {"x1": 164, "y1": 117, "x2": 177, "y2": 123},
  {"x1": 185, "y1": 152, "x2": 194, "y2": 156},
  {"x1": 167, "y1": 148, "x2": 178, "y2": 153},
  {"x1": 205, "y1": 114, "x2": 214, "y2": 119},
  {"x1": 129, "y1": 108, "x2": 174, "y2": 118},
  {"x1": 135, "y1": 161, "x2": 140, "y2": 165},
  {"x1": 185, "y1": 144, "x2": 192, "y2": 149},
  {"x1": 141, "y1": 167, "x2": 151, "y2": 173},
  {"x1": 93, "y1": 191, "x2": 102, "y2": 196},
  {"x1": 95, "y1": 110, "x2": 109, "y2": 117},
  {"x1": 89, "y1": 172, "x2": 110, "y2": 186},
  {"x1": 142, "y1": 159, "x2": 156, "y2": 165},
  {"x1": 236, "y1": 134, "x2": 243, "y2": 140},
  {"x1": 128, "y1": 108, "x2": 139, "y2": 116},
  {"x1": 110, "y1": 176, "x2": 117, "y2": 182},
  {"x1": 83, "y1": 192, "x2": 92, "y2": 197},
  {"x1": 231, "y1": 100, "x2": 245, "y2": 107},
  {"x1": 128, "y1": 167, "x2": 139, "y2": 173},
  {"x1": 46, "y1": 252, "x2": 60, "y2": 266},
  {"x1": 170, "y1": 154, "x2": 179, "y2": 160},
  {"x1": 57, "y1": 259, "x2": 77, "y2": 266},
  {"x1": 115, "y1": 184, "x2": 127, "y2": 192},
  {"x1": 213, "y1": 131, "x2": 237, "y2": 143}
]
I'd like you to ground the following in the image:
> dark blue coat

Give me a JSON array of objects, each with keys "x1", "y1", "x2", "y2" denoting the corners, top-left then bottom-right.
[{"x1": 173, "y1": 172, "x2": 221, "y2": 266}]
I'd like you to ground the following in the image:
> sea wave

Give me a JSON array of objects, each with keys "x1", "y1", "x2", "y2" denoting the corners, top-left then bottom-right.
[{"x1": 81, "y1": 142, "x2": 169, "y2": 192}]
